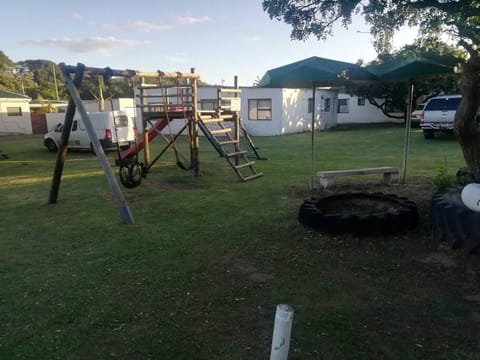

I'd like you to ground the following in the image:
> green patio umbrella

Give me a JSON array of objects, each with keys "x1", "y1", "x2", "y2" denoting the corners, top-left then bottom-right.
[
  {"x1": 258, "y1": 57, "x2": 379, "y2": 190},
  {"x1": 258, "y1": 56, "x2": 378, "y2": 88}
]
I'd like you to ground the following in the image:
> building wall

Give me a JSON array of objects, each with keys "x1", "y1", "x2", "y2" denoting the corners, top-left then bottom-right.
[
  {"x1": 239, "y1": 87, "x2": 283, "y2": 136},
  {"x1": 0, "y1": 98, "x2": 32, "y2": 134},
  {"x1": 337, "y1": 95, "x2": 403, "y2": 124}
]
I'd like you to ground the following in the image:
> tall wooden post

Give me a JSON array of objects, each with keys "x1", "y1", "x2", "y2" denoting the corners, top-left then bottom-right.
[
  {"x1": 310, "y1": 83, "x2": 317, "y2": 192},
  {"x1": 401, "y1": 79, "x2": 415, "y2": 184},
  {"x1": 49, "y1": 63, "x2": 85, "y2": 204},
  {"x1": 234, "y1": 75, "x2": 240, "y2": 166},
  {"x1": 140, "y1": 77, "x2": 150, "y2": 166},
  {"x1": 190, "y1": 67, "x2": 200, "y2": 176}
]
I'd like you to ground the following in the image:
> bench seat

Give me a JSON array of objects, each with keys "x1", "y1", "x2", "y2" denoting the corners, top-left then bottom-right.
[{"x1": 317, "y1": 166, "x2": 399, "y2": 188}]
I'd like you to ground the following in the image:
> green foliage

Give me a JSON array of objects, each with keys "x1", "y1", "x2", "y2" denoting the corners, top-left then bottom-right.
[
  {"x1": 456, "y1": 166, "x2": 475, "y2": 186},
  {"x1": 263, "y1": 1, "x2": 479, "y2": 57},
  {"x1": 433, "y1": 159, "x2": 457, "y2": 190},
  {"x1": 345, "y1": 43, "x2": 462, "y2": 119}
]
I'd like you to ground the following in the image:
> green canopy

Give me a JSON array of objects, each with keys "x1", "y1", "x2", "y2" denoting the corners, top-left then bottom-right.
[
  {"x1": 366, "y1": 55, "x2": 458, "y2": 80},
  {"x1": 257, "y1": 56, "x2": 378, "y2": 88},
  {"x1": 257, "y1": 54, "x2": 459, "y2": 189}
]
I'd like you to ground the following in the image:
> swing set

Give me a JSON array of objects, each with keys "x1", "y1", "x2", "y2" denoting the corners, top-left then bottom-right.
[{"x1": 48, "y1": 63, "x2": 264, "y2": 224}]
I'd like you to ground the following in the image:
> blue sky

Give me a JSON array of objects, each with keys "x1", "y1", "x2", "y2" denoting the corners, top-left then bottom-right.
[{"x1": 2, "y1": 0, "x2": 417, "y2": 86}]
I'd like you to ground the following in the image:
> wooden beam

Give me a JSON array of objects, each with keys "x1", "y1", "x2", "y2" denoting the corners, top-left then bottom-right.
[
  {"x1": 58, "y1": 63, "x2": 135, "y2": 224},
  {"x1": 49, "y1": 63, "x2": 85, "y2": 204}
]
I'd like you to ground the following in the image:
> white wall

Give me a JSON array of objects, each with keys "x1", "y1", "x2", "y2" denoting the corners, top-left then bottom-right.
[
  {"x1": 337, "y1": 95, "x2": 403, "y2": 124},
  {"x1": 0, "y1": 98, "x2": 32, "y2": 134},
  {"x1": 239, "y1": 87, "x2": 338, "y2": 136}
]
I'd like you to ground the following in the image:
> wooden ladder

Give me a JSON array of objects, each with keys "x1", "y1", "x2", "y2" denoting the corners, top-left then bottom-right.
[{"x1": 198, "y1": 108, "x2": 263, "y2": 182}]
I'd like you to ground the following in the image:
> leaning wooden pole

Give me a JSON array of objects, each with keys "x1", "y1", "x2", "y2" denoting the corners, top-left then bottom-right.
[
  {"x1": 49, "y1": 64, "x2": 85, "y2": 204},
  {"x1": 55, "y1": 63, "x2": 135, "y2": 224}
]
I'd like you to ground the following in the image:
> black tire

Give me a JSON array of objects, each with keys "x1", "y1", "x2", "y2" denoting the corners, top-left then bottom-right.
[
  {"x1": 119, "y1": 162, "x2": 144, "y2": 189},
  {"x1": 423, "y1": 130, "x2": 435, "y2": 139},
  {"x1": 45, "y1": 139, "x2": 58, "y2": 152},
  {"x1": 299, "y1": 192, "x2": 418, "y2": 236},
  {"x1": 430, "y1": 187, "x2": 480, "y2": 253}
]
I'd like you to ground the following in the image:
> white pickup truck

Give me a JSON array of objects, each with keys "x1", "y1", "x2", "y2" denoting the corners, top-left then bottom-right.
[
  {"x1": 420, "y1": 95, "x2": 462, "y2": 139},
  {"x1": 44, "y1": 110, "x2": 135, "y2": 152}
]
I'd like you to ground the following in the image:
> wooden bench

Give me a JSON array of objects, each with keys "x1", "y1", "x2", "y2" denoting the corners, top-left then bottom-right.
[{"x1": 317, "y1": 166, "x2": 399, "y2": 189}]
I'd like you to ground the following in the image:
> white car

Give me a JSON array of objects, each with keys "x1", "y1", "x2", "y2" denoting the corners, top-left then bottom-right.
[
  {"x1": 410, "y1": 103, "x2": 425, "y2": 128},
  {"x1": 44, "y1": 110, "x2": 135, "y2": 152},
  {"x1": 420, "y1": 95, "x2": 462, "y2": 139}
]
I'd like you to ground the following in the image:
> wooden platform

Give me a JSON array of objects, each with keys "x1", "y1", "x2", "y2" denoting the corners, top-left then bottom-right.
[{"x1": 317, "y1": 166, "x2": 399, "y2": 188}]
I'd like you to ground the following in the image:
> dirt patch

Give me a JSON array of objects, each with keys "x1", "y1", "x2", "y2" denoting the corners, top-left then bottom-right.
[{"x1": 145, "y1": 178, "x2": 205, "y2": 191}]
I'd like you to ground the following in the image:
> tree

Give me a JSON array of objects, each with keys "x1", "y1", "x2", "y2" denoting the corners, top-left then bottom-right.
[
  {"x1": 0, "y1": 51, "x2": 24, "y2": 94},
  {"x1": 263, "y1": 0, "x2": 480, "y2": 179},
  {"x1": 16, "y1": 60, "x2": 68, "y2": 100}
]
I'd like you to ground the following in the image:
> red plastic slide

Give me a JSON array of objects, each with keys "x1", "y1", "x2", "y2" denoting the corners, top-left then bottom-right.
[{"x1": 116, "y1": 118, "x2": 169, "y2": 160}]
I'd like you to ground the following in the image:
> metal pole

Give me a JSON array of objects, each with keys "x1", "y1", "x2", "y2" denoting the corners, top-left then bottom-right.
[
  {"x1": 401, "y1": 80, "x2": 414, "y2": 184},
  {"x1": 60, "y1": 63, "x2": 135, "y2": 224},
  {"x1": 310, "y1": 84, "x2": 316, "y2": 192}
]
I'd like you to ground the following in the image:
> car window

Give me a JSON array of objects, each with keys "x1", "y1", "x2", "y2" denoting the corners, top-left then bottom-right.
[
  {"x1": 425, "y1": 98, "x2": 461, "y2": 111},
  {"x1": 114, "y1": 115, "x2": 129, "y2": 128},
  {"x1": 415, "y1": 104, "x2": 425, "y2": 111},
  {"x1": 445, "y1": 97, "x2": 461, "y2": 110}
]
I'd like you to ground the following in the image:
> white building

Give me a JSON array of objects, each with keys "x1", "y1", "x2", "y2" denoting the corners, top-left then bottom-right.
[
  {"x1": 44, "y1": 86, "x2": 401, "y2": 137},
  {"x1": 0, "y1": 91, "x2": 32, "y2": 134}
]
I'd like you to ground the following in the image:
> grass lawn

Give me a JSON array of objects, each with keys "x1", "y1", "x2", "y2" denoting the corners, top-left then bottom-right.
[{"x1": 1, "y1": 124, "x2": 479, "y2": 359}]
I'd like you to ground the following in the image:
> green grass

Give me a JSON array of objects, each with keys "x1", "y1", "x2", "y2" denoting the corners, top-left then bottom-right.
[{"x1": 1, "y1": 125, "x2": 478, "y2": 359}]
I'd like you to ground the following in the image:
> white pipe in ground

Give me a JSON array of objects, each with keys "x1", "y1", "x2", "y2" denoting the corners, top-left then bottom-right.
[{"x1": 270, "y1": 304, "x2": 294, "y2": 360}]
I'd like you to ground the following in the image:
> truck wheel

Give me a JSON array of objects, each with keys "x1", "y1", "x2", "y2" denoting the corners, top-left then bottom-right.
[
  {"x1": 45, "y1": 139, "x2": 58, "y2": 152},
  {"x1": 423, "y1": 130, "x2": 435, "y2": 139}
]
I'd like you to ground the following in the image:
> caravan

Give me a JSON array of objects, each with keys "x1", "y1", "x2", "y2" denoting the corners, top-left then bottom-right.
[{"x1": 44, "y1": 110, "x2": 135, "y2": 152}]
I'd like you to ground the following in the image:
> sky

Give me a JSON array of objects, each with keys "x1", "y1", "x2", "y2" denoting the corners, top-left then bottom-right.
[{"x1": 1, "y1": 0, "x2": 418, "y2": 86}]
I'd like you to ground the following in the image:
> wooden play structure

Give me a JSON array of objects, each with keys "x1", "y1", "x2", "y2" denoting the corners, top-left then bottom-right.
[
  {"x1": 48, "y1": 63, "x2": 263, "y2": 224},
  {"x1": 118, "y1": 70, "x2": 263, "y2": 188}
]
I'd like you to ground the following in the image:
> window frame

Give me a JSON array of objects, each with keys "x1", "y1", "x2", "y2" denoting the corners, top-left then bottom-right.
[
  {"x1": 248, "y1": 98, "x2": 272, "y2": 121},
  {"x1": 7, "y1": 107, "x2": 22, "y2": 116}
]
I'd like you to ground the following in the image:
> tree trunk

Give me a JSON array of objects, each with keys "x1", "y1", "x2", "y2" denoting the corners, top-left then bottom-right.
[{"x1": 454, "y1": 56, "x2": 480, "y2": 181}]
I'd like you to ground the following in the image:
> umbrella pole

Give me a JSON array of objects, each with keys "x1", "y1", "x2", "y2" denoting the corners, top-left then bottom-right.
[
  {"x1": 401, "y1": 79, "x2": 414, "y2": 184},
  {"x1": 310, "y1": 84, "x2": 316, "y2": 192}
]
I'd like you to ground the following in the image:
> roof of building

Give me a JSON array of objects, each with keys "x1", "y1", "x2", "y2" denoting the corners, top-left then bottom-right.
[{"x1": 0, "y1": 90, "x2": 31, "y2": 100}]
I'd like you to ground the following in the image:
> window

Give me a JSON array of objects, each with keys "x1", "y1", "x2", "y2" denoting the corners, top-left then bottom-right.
[
  {"x1": 308, "y1": 98, "x2": 313, "y2": 113},
  {"x1": 425, "y1": 97, "x2": 461, "y2": 111},
  {"x1": 7, "y1": 107, "x2": 22, "y2": 116},
  {"x1": 324, "y1": 98, "x2": 331, "y2": 112},
  {"x1": 114, "y1": 115, "x2": 129, "y2": 128},
  {"x1": 72, "y1": 120, "x2": 78, "y2": 131},
  {"x1": 248, "y1": 99, "x2": 272, "y2": 120},
  {"x1": 337, "y1": 99, "x2": 350, "y2": 113},
  {"x1": 357, "y1": 97, "x2": 366, "y2": 106}
]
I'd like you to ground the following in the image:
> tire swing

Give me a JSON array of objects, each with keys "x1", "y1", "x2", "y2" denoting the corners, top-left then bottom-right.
[
  {"x1": 119, "y1": 161, "x2": 144, "y2": 188},
  {"x1": 106, "y1": 76, "x2": 145, "y2": 189},
  {"x1": 299, "y1": 192, "x2": 418, "y2": 236}
]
